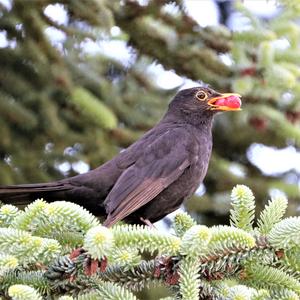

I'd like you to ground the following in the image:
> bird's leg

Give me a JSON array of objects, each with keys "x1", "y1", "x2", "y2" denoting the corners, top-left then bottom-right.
[{"x1": 140, "y1": 217, "x2": 156, "y2": 229}]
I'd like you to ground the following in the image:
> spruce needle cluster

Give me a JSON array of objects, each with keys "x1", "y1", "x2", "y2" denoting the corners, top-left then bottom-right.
[{"x1": 0, "y1": 185, "x2": 299, "y2": 299}]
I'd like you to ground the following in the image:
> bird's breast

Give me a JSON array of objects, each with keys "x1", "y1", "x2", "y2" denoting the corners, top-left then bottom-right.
[{"x1": 185, "y1": 135, "x2": 213, "y2": 195}]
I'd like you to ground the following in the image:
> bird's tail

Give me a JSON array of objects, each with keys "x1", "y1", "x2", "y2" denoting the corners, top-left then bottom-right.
[{"x1": 0, "y1": 181, "x2": 72, "y2": 206}]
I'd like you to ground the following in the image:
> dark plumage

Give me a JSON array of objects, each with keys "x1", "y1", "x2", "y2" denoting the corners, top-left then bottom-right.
[{"x1": 0, "y1": 87, "x2": 241, "y2": 227}]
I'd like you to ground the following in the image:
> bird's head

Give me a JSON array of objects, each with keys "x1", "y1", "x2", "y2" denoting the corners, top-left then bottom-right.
[{"x1": 170, "y1": 86, "x2": 242, "y2": 114}]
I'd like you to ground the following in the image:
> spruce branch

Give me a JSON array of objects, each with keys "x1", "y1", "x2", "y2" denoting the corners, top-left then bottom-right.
[
  {"x1": 226, "y1": 284, "x2": 257, "y2": 300},
  {"x1": 91, "y1": 281, "x2": 138, "y2": 300},
  {"x1": 71, "y1": 88, "x2": 118, "y2": 130},
  {"x1": 281, "y1": 247, "x2": 300, "y2": 276},
  {"x1": 180, "y1": 225, "x2": 211, "y2": 257},
  {"x1": 108, "y1": 247, "x2": 142, "y2": 270},
  {"x1": 252, "y1": 289, "x2": 270, "y2": 300},
  {"x1": 246, "y1": 104, "x2": 300, "y2": 147},
  {"x1": 12, "y1": 200, "x2": 100, "y2": 250},
  {"x1": 45, "y1": 254, "x2": 160, "y2": 292},
  {"x1": 269, "y1": 288, "x2": 299, "y2": 300},
  {"x1": 0, "y1": 271, "x2": 49, "y2": 295},
  {"x1": 11, "y1": 199, "x2": 48, "y2": 231},
  {"x1": 36, "y1": 201, "x2": 100, "y2": 235},
  {"x1": 198, "y1": 244, "x2": 276, "y2": 281},
  {"x1": 114, "y1": 0, "x2": 231, "y2": 86},
  {"x1": 37, "y1": 238, "x2": 62, "y2": 264},
  {"x1": 84, "y1": 225, "x2": 114, "y2": 259},
  {"x1": 178, "y1": 257, "x2": 200, "y2": 300},
  {"x1": 8, "y1": 284, "x2": 43, "y2": 300},
  {"x1": 1, "y1": 185, "x2": 300, "y2": 298},
  {"x1": 112, "y1": 224, "x2": 181, "y2": 255},
  {"x1": 0, "y1": 254, "x2": 19, "y2": 271},
  {"x1": 257, "y1": 195, "x2": 288, "y2": 235},
  {"x1": 59, "y1": 284, "x2": 138, "y2": 300},
  {"x1": 99, "y1": 259, "x2": 159, "y2": 291},
  {"x1": 243, "y1": 263, "x2": 300, "y2": 295},
  {"x1": 173, "y1": 212, "x2": 196, "y2": 237},
  {"x1": 268, "y1": 217, "x2": 300, "y2": 250},
  {"x1": 205, "y1": 225, "x2": 256, "y2": 257},
  {"x1": 0, "y1": 227, "x2": 61, "y2": 264},
  {"x1": 0, "y1": 204, "x2": 20, "y2": 227},
  {"x1": 230, "y1": 185, "x2": 255, "y2": 232},
  {"x1": 55, "y1": 281, "x2": 139, "y2": 300},
  {"x1": 48, "y1": 231, "x2": 85, "y2": 252}
]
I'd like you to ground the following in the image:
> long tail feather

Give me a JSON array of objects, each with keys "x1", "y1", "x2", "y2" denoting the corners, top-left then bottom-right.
[{"x1": 0, "y1": 182, "x2": 72, "y2": 205}]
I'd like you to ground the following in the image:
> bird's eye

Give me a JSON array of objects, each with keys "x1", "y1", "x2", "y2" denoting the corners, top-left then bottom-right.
[{"x1": 196, "y1": 91, "x2": 208, "y2": 101}]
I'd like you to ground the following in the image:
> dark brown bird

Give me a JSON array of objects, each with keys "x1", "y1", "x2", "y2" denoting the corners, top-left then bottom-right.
[{"x1": 0, "y1": 87, "x2": 241, "y2": 227}]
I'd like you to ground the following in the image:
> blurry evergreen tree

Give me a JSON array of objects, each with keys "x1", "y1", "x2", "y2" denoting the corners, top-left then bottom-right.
[{"x1": 0, "y1": 0, "x2": 299, "y2": 227}]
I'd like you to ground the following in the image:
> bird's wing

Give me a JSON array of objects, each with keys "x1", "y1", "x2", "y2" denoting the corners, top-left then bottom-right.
[{"x1": 103, "y1": 129, "x2": 190, "y2": 227}]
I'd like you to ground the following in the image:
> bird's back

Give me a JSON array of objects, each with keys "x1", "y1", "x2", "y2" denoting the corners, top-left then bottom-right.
[{"x1": 123, "y1": 123, "x2": 213, "y2": 224}]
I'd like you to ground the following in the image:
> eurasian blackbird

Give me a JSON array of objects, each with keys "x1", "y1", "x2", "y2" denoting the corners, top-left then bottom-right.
[{"x1": 0, "y1": 87, "x2": 241, "y2": 227}]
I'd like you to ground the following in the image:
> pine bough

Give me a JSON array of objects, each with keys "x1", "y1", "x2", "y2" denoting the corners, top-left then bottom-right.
[{"x1": 0, "y1": 185, "x2": 299, "y2": 300}]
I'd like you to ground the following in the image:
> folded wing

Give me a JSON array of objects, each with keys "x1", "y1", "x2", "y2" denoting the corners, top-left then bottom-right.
[{"x1": 103, "y1": 129, "x2": 190, "y2": 227}]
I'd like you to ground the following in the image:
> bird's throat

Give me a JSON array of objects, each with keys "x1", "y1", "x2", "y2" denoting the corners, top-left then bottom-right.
[{"x1": 163, "y1": 108, "x2": 214, "y2": 129}]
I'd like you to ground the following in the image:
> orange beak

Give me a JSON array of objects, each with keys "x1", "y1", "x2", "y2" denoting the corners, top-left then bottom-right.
[{"x1": 208, "y1": 93, "x2": 242, "y2": 111}]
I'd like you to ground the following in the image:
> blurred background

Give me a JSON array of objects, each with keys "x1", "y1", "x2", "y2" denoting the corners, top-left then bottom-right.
[{"x1": 0, "y1": 0, "x2": 299, "y2": 236}]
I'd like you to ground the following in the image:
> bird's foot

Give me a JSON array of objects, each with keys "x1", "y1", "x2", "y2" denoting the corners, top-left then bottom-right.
[{"x1": 140, "y1": 217, "x2": 156, "y2": 229}]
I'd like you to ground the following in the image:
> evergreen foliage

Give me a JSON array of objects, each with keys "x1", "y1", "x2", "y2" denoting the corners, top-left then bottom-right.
[
  {"x1": 0, "y1": 0, "x2": 299, "y2": 221},
  {"x1": 230, "y1": 185, "x2": 255, "y2": 232},
  {"x1": 8, "y1": 284, "x2": 42, "y2": 300},
  {"x1": 0, "y1": 185, "x2": 299, "y2": 299},
  {"x1": 178, "y1": 257, "x2": 200, "y2": 300},
  {"x1": 257, "y1": 196, "x2": 288, "y2": 235}
]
